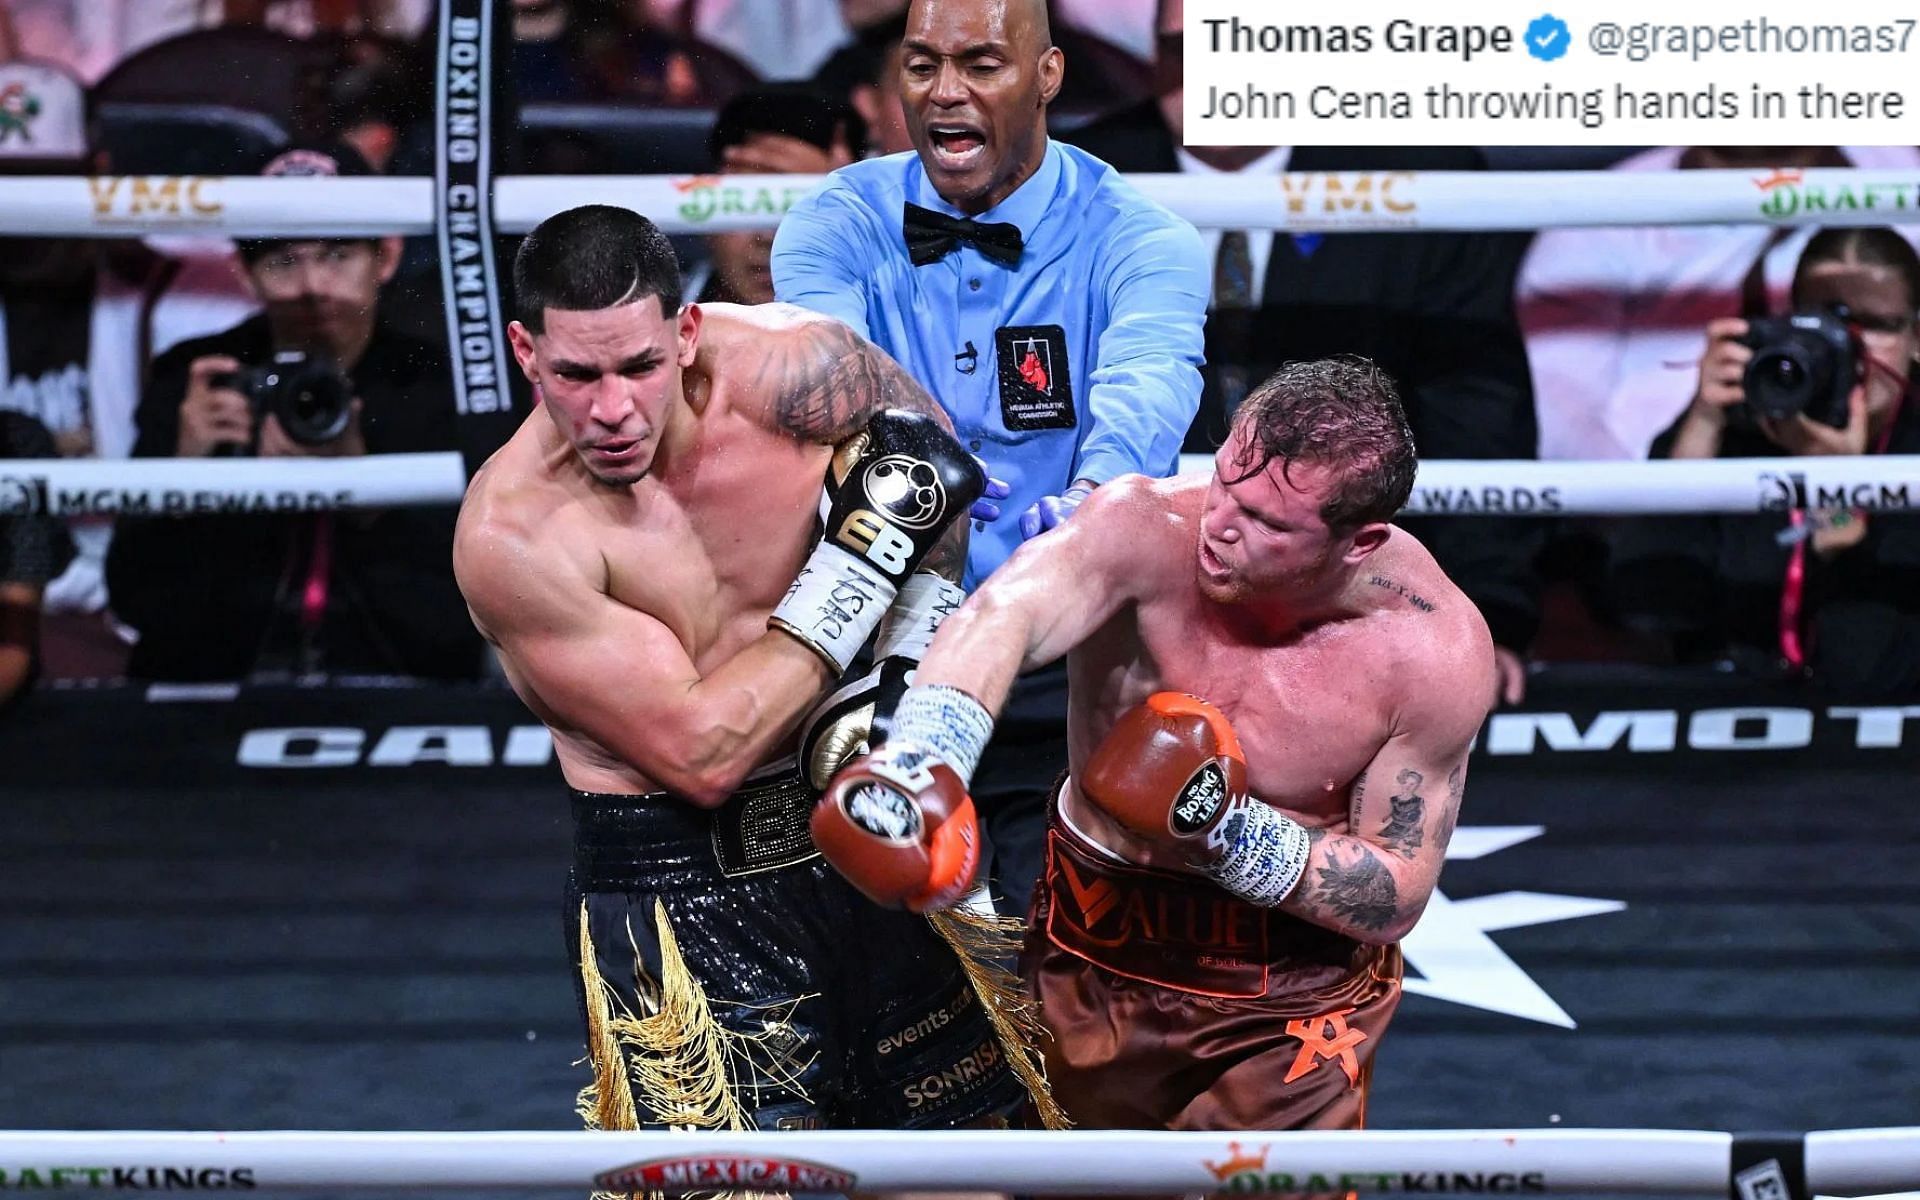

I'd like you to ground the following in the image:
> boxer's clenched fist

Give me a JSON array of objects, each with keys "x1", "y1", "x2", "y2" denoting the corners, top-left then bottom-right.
[
  {"x1": 813, "y1": 743, "x2": 980, "y2": 913},
  {"x1": 1082, "y1": 692, "x2": 1250, "y2": 860},
  {"x1": 797, "y1": 654, "x2": 913, "y2": 790},
  {"x1": 1082, "y1": 692, "x2": 1312, "y2": 906},
  {"x1": 770, "y1": 409, "x2": 984, "y2": 673}
]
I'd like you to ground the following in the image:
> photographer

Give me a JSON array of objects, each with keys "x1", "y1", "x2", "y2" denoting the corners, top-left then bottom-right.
[
  {"x1": 1, "y1": 411, "x2": 74, "y2": 709},
  {"x1": 105, "y1": 144, "x2": 483, "y2": 682},
  {"x1": 1612, "y1": 226, "x2": 1920, "y2": 692}
]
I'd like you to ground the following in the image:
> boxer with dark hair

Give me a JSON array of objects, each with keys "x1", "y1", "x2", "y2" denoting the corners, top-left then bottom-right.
[
  {"x1": 821, "y1": 358, "x2": 1494, "y2": 1147},
  {"x1": 455, "y1": 204, "x2": 1031, "y2": 1137}
]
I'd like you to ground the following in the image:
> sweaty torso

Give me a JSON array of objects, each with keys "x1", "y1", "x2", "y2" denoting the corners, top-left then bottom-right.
[
  {"x1": 467, "y1": 310, "x2": 832, "y2": 794},
  {"x1": 1062, "y1": 476, "x2": 1476, "y2": 869}
]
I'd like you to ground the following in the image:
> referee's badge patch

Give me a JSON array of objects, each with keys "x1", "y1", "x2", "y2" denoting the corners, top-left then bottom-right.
[{"x1": 995, "y1": 325, "x2": 1075, "y2": 431}]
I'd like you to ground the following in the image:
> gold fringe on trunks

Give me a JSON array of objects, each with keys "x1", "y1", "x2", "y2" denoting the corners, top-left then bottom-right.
[
  {"x1": 927, "y1": 904, "x2": 1072, "y2": 1131},
  {"x1": 575, "y1": 899, "x2": 642, "y2": 1136},
  {"x1": 575, "y1": 899, "x2": 807, "y2": 1200}
]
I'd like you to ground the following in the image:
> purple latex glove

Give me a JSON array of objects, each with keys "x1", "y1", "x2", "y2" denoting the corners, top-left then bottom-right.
[
  {"x1": 971, "y1": 456, "x2": 1011, "y2": 522},
  {"x1": 1019, "y1": 484, "x2": 1093, "y2": 540}
]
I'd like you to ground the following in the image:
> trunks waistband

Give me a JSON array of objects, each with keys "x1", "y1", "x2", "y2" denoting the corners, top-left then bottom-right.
[
  {"x1": 1043, "y1": 805, "x2": 1376, "y2": 1000},
  {"x1": 571, "y1": 765, "x2": 820, "y2": 886}
]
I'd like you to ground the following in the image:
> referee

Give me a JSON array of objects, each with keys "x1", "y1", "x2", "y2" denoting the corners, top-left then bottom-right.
[{"x1": 772, "y1": 0, "x2": 1208, "y2": 916}]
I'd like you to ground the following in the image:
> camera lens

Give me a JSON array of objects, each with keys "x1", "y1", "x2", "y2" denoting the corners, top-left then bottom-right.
[
  {"x1": 1745, "y1": 350, "x2": 1811, "y2": 421},
  {"x1": 262, "y1": 354, "x2": 353, "y2": 445},
  {"x1": 1759, "y1": 354, "x2": 1805, "y2": 389},
  {"x1": 289, "y1": 386, "x2": 327, "y2": 425}
]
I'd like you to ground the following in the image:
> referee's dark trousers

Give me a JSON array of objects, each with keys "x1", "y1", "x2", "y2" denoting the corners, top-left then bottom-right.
[{"x1": 970, "y1": 660, "x2": 1070, "y2": 920}]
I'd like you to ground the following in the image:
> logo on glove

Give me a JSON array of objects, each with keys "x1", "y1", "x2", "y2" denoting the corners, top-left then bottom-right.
[
  {"x1": 1169, "y1": 760, "x2": 1230, "y2": 837},
  {"x1": 841, "y1": 782, "x2": 925, "y2": 843},
  {"x1": 861, "y1": 455, "x2": 947, "y2": 531}
]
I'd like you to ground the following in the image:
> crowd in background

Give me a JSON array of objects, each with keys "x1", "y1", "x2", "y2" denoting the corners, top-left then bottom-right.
[{"x1": 2, "y1": 0, "x2": 1918, "y2": 701}]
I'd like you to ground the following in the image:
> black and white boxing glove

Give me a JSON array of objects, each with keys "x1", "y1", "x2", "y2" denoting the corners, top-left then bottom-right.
[
  {"x1": 770, "y1": 410, "x2": 983, "y2": 673},
  {"x1": 797, "y1": 572, "x2": 967, "y2": 789}
]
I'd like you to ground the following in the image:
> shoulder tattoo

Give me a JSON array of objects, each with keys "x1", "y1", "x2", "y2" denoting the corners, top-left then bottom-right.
[
  {"x1": 766, "y1": 321, "x2": 939, "y2": 445},
  {"x1": 1367, "y1": 575, "x2": 1437, "y2": 614}
]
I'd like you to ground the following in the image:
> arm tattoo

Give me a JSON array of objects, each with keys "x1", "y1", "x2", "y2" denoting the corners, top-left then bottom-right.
[
  {"x1": 1367, "y1": 575, "x2": 1436, "y2": 613},
  {"x1": 1308, "y1": 842, "x2": 1400, "y2": 932},
  {"x1": 769, "y1": 321, "x2": 944, "y2": 445},
  {"x1": 766, "y1": 321, "x2": 969, "y2": 582},
  {"x1": 1379, "y1": 767, "x2": 1426, "y2": 858},
  {"x1": 1435, "y1": 763, "x2": 1465, "y2": 851}
]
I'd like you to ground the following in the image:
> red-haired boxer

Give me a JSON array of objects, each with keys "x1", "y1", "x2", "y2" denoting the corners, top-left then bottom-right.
[
  {"x1": 819, "y1": 358, "x2": 1495, "y2": 1148},
  {"x1": 455, "y1": 205, "x2": 1026, "y2": 1136}
]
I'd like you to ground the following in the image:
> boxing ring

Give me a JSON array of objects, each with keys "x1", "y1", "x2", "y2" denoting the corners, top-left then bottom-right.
[
  {"x1": 9, "y1": 176, "x2": 1920, "y2": 1193},
  {"x1": 8, "y1": 14, "x2": 1920, "y2": 1196}
]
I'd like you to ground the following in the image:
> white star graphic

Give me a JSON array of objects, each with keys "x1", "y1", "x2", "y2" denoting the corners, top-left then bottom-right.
[{"x1": 1401, "y1": 826, "x2": 1625, "y2": 1028}]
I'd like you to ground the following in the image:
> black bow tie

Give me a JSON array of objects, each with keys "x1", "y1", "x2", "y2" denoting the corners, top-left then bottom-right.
[{"x1": 902, "y1": 202, "x2": 1024, "y2": 267}]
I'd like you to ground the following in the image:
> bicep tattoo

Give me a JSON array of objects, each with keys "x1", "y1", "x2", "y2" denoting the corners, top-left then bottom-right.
[
  {"x1": 1436, "y1": 763, "x2": 1465, "y2": 852},
  {"x1": 770, "y1": 322, "x2": 945, "y2": 445},
  {"x1": 1378, "y1": 768, "x2": 1427, "y2": 859}
]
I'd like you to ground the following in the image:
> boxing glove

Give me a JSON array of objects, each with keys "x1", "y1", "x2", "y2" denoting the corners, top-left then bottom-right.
[
  {"x1": 798, "y1": 655, "x2": 914, "y2": 791},
  {"x1": 771, "y1": 411, "x2": 985, "y2": 672},
  {"x1": 796, "y1": 573, "x2": 966, "y2": 790},
  {"x1": 1081, "y1": 692, "x2": 1312, "y2": 907},
  {"x1": 812, "y1": 742, "x2": 981, "y2": 912}
]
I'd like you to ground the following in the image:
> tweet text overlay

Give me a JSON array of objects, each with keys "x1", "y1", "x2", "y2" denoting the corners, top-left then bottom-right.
[{"x1": 1183, "y1": 1, "x2": 1920, "y2": 145}]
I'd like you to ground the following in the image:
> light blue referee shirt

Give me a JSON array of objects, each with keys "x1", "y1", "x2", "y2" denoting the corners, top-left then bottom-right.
[{"x1": 771, "y1": 140, "x2": 1208, "y2": 588}]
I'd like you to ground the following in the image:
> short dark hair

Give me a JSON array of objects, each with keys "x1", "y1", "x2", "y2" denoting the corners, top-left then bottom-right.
[
  {"x1": 1792, "y1": 226, "x2": 1920, "y2": 315},
  {"x1": 512, "y1": 205, "x2": 683, "y2": 334},
  {"x1": 1224, "y1": 358, "x2": 1417, "y2": 531},
  {"x1": 811, "y1": 16, "x2": 906, "y2": 97},
  {"x1": 708, "y1": 86, "x2": 868, "y2": 166}
]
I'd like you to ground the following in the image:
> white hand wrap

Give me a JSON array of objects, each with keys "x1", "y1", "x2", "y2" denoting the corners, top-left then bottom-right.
[
  {"x1": 769, "y1": 543, "x2": 897, "y2": 673},
  {"x1": 886, "y1": 684, "x2": 994, "y2": 786},
  {"x1": 1205, "y1": 800, "x2": 1314, "y2": 907},
  {"x1": 874, "y1": 573, "x2": 966, "y2": 663}
]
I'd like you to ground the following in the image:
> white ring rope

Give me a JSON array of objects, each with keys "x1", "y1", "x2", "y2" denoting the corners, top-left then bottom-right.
[
  {"x1": 0, "y1": 1128, "x2": 1746, "y2": 1194},
  {"x1": 6, "y1": 166, "x2": 1911, "y2": 238},
  {"x1": 0, "y1": 1127, "x2": 1913, "y2": 1194},
  {"x1": 0, "y1": 453, "x2": 467, "y2": 517},
  {"x1": 5, "y1": 453, "x2": 1916, "y2": 518},
  {"x1": 1810, "y1": 1130, "x2": 1920, "y2": 1198}
]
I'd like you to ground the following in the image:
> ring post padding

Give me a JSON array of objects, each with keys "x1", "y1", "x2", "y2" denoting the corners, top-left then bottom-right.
[{"x1": 433, "y1": 0, "x2": 520, "y2": 475}]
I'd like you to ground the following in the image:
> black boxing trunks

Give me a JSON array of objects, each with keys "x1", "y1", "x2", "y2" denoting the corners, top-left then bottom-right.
[
  {"x1": 1022, "y1": 804, "x2": 1402, "y2": 1131},
  {"x1": 566, "y1": 763, "x2": 1025, "y2": 1131}
]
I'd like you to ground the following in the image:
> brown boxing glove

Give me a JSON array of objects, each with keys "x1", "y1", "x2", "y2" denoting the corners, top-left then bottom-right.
[
  {"x1": 1082, "y1": 693, "x2": 1314, "y2": 906},
  {"x1": 812, "y1": 742, "x2": 981, "y2": 912},
  {"x1": 1081, "y1": 692, "x2": 1250, "y2": 862}
]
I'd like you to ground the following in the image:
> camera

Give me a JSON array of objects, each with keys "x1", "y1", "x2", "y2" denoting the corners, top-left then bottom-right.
[
  {"x1": 215, "y1": 351, "x2": 354, "y2": 447},
  {"x1": 1739, "y1": 309, "x2": 1859, "y2": 429}
]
